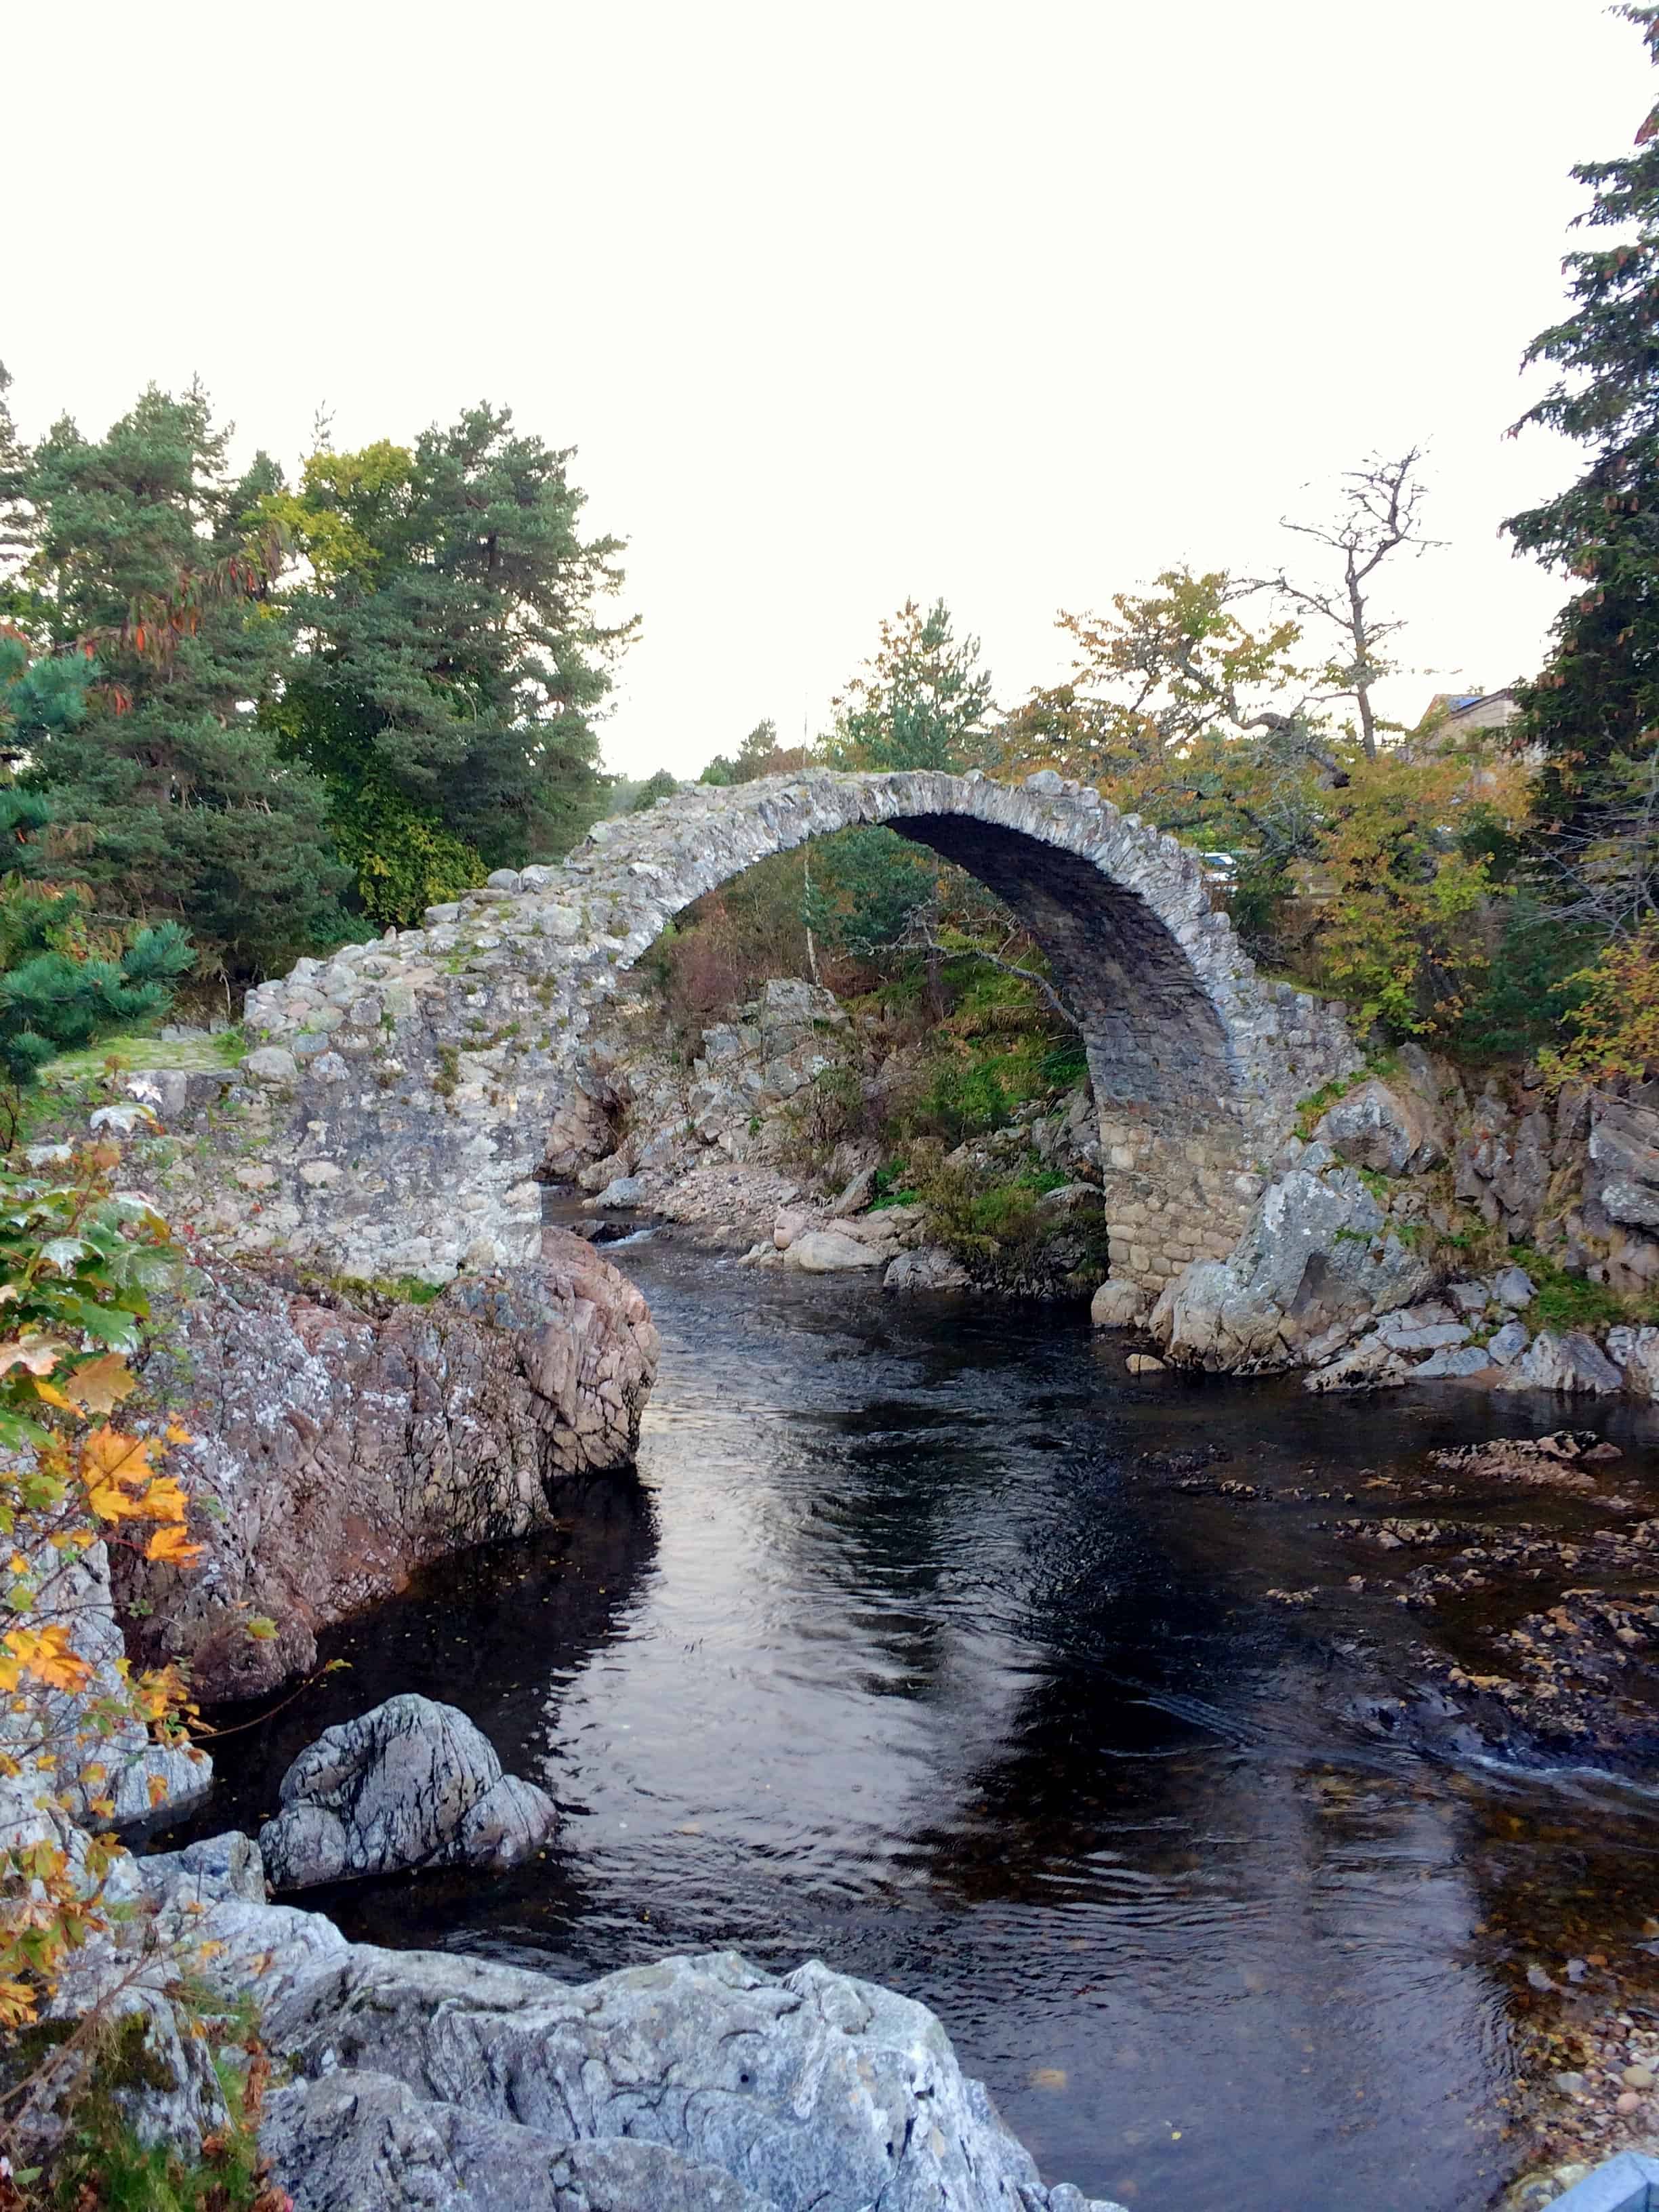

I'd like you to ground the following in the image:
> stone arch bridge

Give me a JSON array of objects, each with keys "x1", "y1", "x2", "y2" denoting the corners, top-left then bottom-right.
[{"x1": 234, "y1": 771, "x2": 1360, "y2": 1298}]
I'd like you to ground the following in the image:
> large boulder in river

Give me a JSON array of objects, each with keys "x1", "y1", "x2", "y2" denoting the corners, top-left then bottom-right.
[
  {"x1": 121, "y1": 1235, "x2": 659, "y2": 1702},
  {"x1": 258, "y1": 1944, "x2": 1127, "y2": 2212},
  {"x1": 31, "y1": 1826, "x2": 1123, "y2": 2211},
  {"x1": 785, "y1": 1228, "x2": 884, "y2": 1272},
  {"x1": 1148, "y1": 1162, "x2": 1438, "y2": 1372},
  {"x1": 260, "y1": 1695, "x2": 557, "y2": 1889}
]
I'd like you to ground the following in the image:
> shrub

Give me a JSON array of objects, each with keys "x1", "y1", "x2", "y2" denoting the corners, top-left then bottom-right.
[
  {"x1": 1542, "y1": 918, "x2": 1659, "y2": 1088},
  {"x1": 0, "y1": 1129, "x2": 201, "y2": 2029}
]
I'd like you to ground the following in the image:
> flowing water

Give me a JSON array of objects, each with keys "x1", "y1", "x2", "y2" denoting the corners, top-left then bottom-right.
[{"x1": 192, "y1": 1229, "x2": 1659, "y2": 2212}]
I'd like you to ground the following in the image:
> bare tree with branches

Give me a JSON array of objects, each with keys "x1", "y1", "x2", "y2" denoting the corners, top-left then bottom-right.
[{"x1": 1270, "y1": 449, "x2": 1437, "y2": 760}]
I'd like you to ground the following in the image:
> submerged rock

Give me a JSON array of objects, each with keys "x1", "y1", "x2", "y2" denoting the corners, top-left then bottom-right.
[
  {"x1": 884, "y1": 1246, "x2": 970, "y2": 1292},
  {"x1": 259, "y1": 1694, "x2": 557, "y2": 1889}
]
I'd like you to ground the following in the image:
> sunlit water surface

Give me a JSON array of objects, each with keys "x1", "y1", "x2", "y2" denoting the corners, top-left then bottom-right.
[{"x1": 192, "y1": 1231, "x2": 1659, "y2": 2212}]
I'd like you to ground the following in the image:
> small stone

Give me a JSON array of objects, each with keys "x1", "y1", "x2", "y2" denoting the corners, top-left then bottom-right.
[
  {"x1": 1126, "y1": 1353, "x2": 1166, "y2": 1374},
  {"x1": 234, "y1": 1164, "x2": 277, "y2": 1190},
  {"x1": 1618, "y1": 2089, "x2": 1643, "y2": 2115},
  {"x1": 243, "y1": 1046, "x2": 298, "y2": 1086},
  {"x1": 1622, "y1": 2064, "x2": 1655, "y2": 2090},
  {"x1": 1492, "y1": 1265, "x2": 1537, "y2": 1310}
]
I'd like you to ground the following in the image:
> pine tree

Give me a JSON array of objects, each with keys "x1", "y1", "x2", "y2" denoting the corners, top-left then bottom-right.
[
  {"x1": 1506, "y1": 3, "x2": 1659, "y2": 933},
  {"x1": 12, "y1": 383, "x2": 349, "y2": 980},
  {"x1": 0, "y1": 787, "x2": 193, "y2": 1091},
  {"x1": 265, "y1": 407, "x2": 633, "y2": 924},
  {"x1": 823, "y1": 600, "x2": 995, "y2": 773}
]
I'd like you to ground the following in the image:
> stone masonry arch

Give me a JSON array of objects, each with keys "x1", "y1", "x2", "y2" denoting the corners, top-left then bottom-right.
[{"x1": 236, "y1": 771, "x2": 1360, "y2": 1297}]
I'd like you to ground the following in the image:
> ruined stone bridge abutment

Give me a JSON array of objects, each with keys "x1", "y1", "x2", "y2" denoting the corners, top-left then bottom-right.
[{"x1": 236, "y1": 771, "x2": 1361, "y2": 1294}]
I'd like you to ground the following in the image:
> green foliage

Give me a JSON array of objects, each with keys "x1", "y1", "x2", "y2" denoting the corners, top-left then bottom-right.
[
  {"x1": 821, "y1": 599, "x2": 994, "y2": 773},
  {"x1": 699, "y1": 719, "x2": 811, "y2": 785},
  {"x1": 1543, "y1": 914, "x2": 1659, "y2": 1082},
  {"x1": 1506, "y1": 5, "x2": 1659, "y2": 936},
  {"x1": 916, "y1": 1155, "x2": 1107, "y2": 1292},
  {"x1": 46, "y1": 2019, "x2": 274, "y2": 2211},
  {"x1": 1507, "y1": 1245, "x2": 1654, "y2": 1331},
  {"x1": 630, "y1": 769, "x2": 679, "y2": 811},
  {"x1": 0, "y1": 792, "x2": 193, "y2": 1099},
  {"x1": 1450, "y1": 897, "x2": 1597, "y2": 1060},
  {"x1": 801, "y1": 826, "x2": 936, "y2": 958},
  {"x1": 264, "y1": 407, "x2": 631, "y2": 920},
  {"x1": 9, "y1": 382, "x2": 350, "y2": 981}
]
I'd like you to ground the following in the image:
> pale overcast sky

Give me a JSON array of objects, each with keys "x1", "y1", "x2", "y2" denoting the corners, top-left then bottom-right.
[{"x1": 6, "y1": 1, "x2": 1646, "y2": 778}]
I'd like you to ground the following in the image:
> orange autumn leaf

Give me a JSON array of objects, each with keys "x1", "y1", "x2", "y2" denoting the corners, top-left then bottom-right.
[
  {"x1": 4, "y1": 1624, "x2": 93, "y2": 1694},
  {"x1": 62, "y1": 1354, "x2": 138, "y2": 1416}
]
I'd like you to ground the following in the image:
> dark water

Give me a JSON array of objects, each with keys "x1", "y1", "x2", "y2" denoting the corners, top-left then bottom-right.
[{"x1": 190, "y1": 1233, "x2": 1659, "y2": 2212}]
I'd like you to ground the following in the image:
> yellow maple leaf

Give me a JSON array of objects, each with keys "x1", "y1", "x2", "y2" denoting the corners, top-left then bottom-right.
[
  {"x1": 82, "y1": 1428, "x2": 154, "y2": 1483},
  {"x1": 7, "y1": 1625, "x2": 92, "y2": 1694},
  {"x1": 140, "y1": 1477, "x2": 190, "y2": 1525},
  {"x1": 145, "y1": 1525, "x2": 203, "y2": 1567}
]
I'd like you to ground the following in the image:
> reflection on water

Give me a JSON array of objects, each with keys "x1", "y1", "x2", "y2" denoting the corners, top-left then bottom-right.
[{"x1": 192, "y1": 1235, "x2": 1659, "y2": 2212}]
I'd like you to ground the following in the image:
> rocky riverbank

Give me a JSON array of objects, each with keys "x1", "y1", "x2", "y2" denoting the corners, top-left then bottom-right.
[
  {"x1": 9, "y1": 1815, "x2": 1126, "y2": 2212},
  {"x1": 115, "y1": 1231, "x2": 657, "y2": 1703},
  {"x1": 1134, "y1": 1048, "x2": 1659, "y2": 1400}
]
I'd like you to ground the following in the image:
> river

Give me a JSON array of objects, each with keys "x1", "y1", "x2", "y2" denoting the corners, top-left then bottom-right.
[{"x1": 194, "y1": 1228, "x2": 1659, "y2": 2212}]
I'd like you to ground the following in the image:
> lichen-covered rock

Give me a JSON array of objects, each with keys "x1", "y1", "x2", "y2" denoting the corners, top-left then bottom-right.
[
  {"x1": 259, "y1": 1945, "x2": 1126, "y2": 2212},
  {"x1": 1609, "y1": 1325, "x2": 1659, "y2": 1399},
  {"x1": 1315, "y1": 1076, "x2": 1448, "y2": 1174},
  {"x1": 884, "y1": 1246, "x2": 971, "y2": 1292},
  {"x1": 1492, "y1": 1330, "x2": 1625, "y2": 1395},
  {"x1": 259, "y1": 1696, "x2": 556, "y2": 1889},
  {"x1": 0, "y1": 1538, "x2": 211, "y2": 1829},
  {"x1": 123, "y1": 1241, "x2": 658, "y2": 1702},
  {"x1": 260, "y1": 2071, "x2": 775, "y2": 2212},
  {"x1": 1149, "y1": 1165, "x2": 1437, "y2": 1372},
  {"x1": 28, "y1": 1809, "x2": 1122, "y2": 2212},
  {"x1": 134, "y1": 1830, "x2": 266, "y2": 1906}
]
